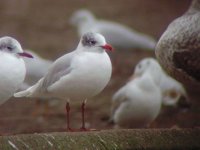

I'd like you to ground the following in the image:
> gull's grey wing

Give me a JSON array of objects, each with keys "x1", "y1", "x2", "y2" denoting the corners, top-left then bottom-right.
[{"x1": 41, "y1": 51, "x2": 75, "y2": 89}]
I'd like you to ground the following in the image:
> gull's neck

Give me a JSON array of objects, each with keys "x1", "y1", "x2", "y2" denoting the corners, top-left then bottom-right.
[{"x1": 76, "y1": 42, "x2": 83, "y2": 52}]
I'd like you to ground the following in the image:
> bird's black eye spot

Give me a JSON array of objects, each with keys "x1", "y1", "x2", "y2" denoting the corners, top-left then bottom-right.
[
  {"x1": 7, "y1": 46, "x2": 13, "y2": 51},
  {"x1": 89, "y1": 40, "x2": 96, "y2": 45}
]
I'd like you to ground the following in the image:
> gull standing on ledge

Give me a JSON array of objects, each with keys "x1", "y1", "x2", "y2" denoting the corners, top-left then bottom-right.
[
  {"x1": 0, "y1": 36, "x2": 33, "y2": 105},
  {"x1": 15, "y1": 32, "x2": 113, "y2": 131},
  {"x1": 70, "y1": 9, "x2": 156, "y2": 50}
]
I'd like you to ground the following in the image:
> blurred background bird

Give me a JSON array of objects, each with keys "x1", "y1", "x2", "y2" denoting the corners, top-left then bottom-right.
[
  {"x1": 70, "y1": 9, "x2": 157, "y2": 50},
  {"x1": 110, "y1": 58, "x2": 162, "y2": 128},
  {"x1": 110, "y1": 57, "x2": 189, "y2": 128},
  {"x1": 133, "y1": 58, "x2": 188, "y2": 107}
]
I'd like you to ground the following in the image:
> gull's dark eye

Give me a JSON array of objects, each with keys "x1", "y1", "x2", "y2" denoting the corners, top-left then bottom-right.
[
  {"x1": 89, "y1": 40, "x2": 96, "y2": 45},
  {"x1": 7, "y1": 46, "x2": 13, "y2": 51}
]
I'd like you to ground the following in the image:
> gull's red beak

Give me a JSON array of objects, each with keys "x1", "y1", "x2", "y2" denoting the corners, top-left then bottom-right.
[
  {"x1": 18, "y1": 52, "x2": 34, "y2": 58},
  {"x1": 101, "y1": 44, "x2": 113, "y2": 51}
]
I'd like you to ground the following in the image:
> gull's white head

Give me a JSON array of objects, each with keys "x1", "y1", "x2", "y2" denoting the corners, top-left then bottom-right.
[
  {"x1": 70, "y1": 9, "x2": 95, "y2": 26},
  {"x1": 78, "y1": 32, "x2": 113, "y2": 52},
  {"x1": 134, "y1": 58, "x2": 163, "y2": 85},
  {"x1": 0, "y1": 36, "x2": 33, "y2": 58}
]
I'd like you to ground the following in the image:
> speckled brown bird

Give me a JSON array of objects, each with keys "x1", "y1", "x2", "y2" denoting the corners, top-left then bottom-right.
[{"x1": 155, "y1": 0, "x2": 200, "y2": 94}]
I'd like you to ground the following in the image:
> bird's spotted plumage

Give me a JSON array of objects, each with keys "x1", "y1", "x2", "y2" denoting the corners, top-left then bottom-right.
[{"x1": 155, "y1": 0, "x2": 200, "y2": 89}]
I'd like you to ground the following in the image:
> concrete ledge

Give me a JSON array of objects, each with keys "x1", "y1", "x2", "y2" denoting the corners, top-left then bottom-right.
[{"x1": 0, "y1": 129, "x2": 199, "y2": 150}]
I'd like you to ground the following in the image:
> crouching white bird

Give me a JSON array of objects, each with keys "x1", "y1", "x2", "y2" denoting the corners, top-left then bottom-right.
[
  {"x1": 110, "y1": 58, "x2": 162, "y2": 128},
  {"x1": 15, "y1": 32, "x2": 113, "y2": 131},
  {"x1": 70, "y1": 9, "x2": 157, "y2": 50},
  {"x1": 0, "y1": 36, "x2": 33, "y2": 105},
  {"x1": 19, "y1": 50, "x2": 53, "y2": 90}
]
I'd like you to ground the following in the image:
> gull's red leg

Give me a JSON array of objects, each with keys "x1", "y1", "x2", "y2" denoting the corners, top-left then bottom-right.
[
  {"x1": 80, "y1": 99, "x2": 87, "y2": 131},
  {"x1": 66, "y1": 100, "x2": 73, "y2": 131}
]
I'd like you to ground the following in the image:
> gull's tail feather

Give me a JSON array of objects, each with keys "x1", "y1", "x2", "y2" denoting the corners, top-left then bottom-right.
[{"x1": 14, "y1": 79, "x2": 43, "y2": 98}]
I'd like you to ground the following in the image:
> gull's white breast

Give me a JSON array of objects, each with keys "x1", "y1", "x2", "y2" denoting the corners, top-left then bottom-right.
[
  {"x1": 48, "y1": 51, "x2": 112, "y2": 100},
  {"x1": 0, "y1": 52, "x2": 26, "y2": 104}
]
